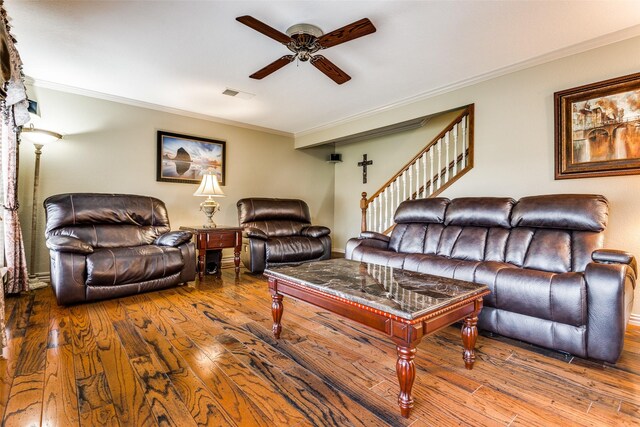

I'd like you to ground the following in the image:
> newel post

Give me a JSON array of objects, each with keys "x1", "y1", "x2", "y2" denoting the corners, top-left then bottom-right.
[{"x1": 360, "y1": 192, "x2": 368, "y2": 232}]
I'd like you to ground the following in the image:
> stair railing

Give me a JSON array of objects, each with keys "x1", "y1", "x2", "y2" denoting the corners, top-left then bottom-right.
[{"x1": 360, "y1": 104, "x2": 474, "y2": 234}]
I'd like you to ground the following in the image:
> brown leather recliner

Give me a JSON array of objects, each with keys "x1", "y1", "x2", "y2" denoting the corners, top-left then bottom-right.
[
  {"x1": 44, "y1": 193, "x2": 196, "y2": 305},
  {"x1": 237, "y1": 198, "x2": 331, "y2": 273}
]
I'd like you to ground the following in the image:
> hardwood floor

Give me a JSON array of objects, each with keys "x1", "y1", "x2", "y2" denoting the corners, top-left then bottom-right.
[{"x1": 1, "y1": 268, "x2": 639, "y2": 426}]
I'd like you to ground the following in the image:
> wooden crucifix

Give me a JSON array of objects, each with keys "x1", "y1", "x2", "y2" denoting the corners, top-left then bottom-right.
[{"x1": 358, "y1": 154, "x2": 373, "y2": 184}]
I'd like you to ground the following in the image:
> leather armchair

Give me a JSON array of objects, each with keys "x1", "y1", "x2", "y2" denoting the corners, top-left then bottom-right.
[
  {"x1": 44, "y1": 193, "x2": 196, "y2": 305},
  {"x1": 237, "y1": 198, "x2": 331, "y2": 273}
]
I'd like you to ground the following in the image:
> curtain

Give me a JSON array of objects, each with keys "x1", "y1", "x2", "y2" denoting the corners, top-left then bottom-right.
[{"x1": 0, "y1": 0, "x2": 29, "y2": 356}]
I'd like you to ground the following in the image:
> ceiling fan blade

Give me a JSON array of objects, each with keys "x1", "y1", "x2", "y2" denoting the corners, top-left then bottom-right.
[
  {"x1": 236, "y1": 16, "x2": 292, "y2": 44},
  {"x1": 317, "y1": 18, "x2": 376, "y2": 49},
  {"x1": 250, "y1": 55, "x2": 295, "y2": 79},
  {"x1": 310, "y1": 55, "x2": 351, "y2": 85}
]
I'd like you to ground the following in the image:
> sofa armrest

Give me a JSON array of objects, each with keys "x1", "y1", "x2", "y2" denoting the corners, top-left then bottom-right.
[
  {"x1": 301, "y1": 226, "x2": 331, "y2": 238},
  {"x1": 155, "y1": 230, "x2": 192, "y2": 247},
  {"x1": 345, "y1": 235, "x2": 391, "y2": 259},
  {"x1": 584, "y1": 261, "x2": 636, "y2": 362},
  {"x1": 359, "y1": 231, "x2": 390, "y2": 243},
  {"x1": 592, "y1": 249, "x2": 637, "y2": 275},
  {"x1": 45, "y1": 235, "x2": 94, "y2": 254},
  {"x1": 243, "y1": 227, "x2": 268, "y2": 241}
]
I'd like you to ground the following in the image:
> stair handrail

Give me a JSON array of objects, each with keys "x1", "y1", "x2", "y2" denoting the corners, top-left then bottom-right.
[{"x1": 360, "y1": 104, "x2": 474, "y2": 233}]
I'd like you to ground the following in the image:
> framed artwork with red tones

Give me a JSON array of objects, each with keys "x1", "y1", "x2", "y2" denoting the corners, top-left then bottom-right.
[{"x1": 555, "y1": 72, "x2": 640, "y2": 179}]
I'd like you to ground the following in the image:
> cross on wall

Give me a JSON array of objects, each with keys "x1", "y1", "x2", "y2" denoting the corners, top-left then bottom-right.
[{"x1": 358, "y1": 154, "x2": 373, "y2": 184}]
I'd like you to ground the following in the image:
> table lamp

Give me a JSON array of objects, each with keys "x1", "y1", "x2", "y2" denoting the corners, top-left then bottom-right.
[{"x1": 193, "y1": 169, "x2": 225, "y2": 227}]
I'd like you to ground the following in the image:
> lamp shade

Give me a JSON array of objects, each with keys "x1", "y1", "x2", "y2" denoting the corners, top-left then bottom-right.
[
  {"x1": 193, "y1": 171, "x2": 225, "y2": 197},
  {"x1": 21, "y1": 126, "x2": 62, "y2": 146}
]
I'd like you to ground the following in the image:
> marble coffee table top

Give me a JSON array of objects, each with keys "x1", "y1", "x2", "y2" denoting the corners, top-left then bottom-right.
[{"x1": 264, "y1": 258, "x2": 488, "y2": 320}]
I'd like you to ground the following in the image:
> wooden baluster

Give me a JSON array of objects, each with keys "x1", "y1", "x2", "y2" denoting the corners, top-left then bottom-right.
[
  {"x1": 415, "y1": 161, "x2": 419, "y2": 199},
  {"x1": 403, "y1": 171, "x2": 407, "y2": 201},
  {"x1": 429, "y1": 149, "x2": 434, "y2": 195},
  {"x1": 372, "y1": 198, "x2": 377, "y2": 233},
  {"x1": 409, "y1": 165, "x2": 413, "y2": 200},
  {"x1": 453, "y1": 122, "x2": 458, "y2": 175},
  {"x1": 360, "y1": 192, "x2": 368, "y2": 232},
  {"x1": 437, "y1": 139, "x2": 442, "y2": 190},
  {"x1": 422, "y1": 153, "x2": 427, "y2": 199},
  {"x1": 462, "y1": 114, "x2": 467, "y2": 167},
  {"x1": 378, "y1": 197, "x2": 383, "y2": 234},
  {"x1": 385, "y1": 187, "x2": 389, "y2": 230},
  {"x1": 445, "y1": 131, "x2": 450, "y2": 183}
]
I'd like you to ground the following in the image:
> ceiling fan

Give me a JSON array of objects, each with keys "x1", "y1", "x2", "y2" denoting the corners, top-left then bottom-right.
[{"x1": 236, "y1": 15, "x2": 376, "y2": 84}]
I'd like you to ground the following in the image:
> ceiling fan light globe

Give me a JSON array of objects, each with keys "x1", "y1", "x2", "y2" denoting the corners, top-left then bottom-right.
[{"x1": 286, "y1": 23, "x2": 323, "y2": 38}]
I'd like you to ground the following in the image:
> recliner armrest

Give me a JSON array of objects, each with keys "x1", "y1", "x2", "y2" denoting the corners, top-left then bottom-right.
[
  {"x1": 243, "y1": 227, "x2": 268, "y2": 241},
  {"x1": 359, "y1": 231, "x2": 390, "y2": 243},
  {"x1": 46, "y1": 235, "x2": 94, "y2": 254},
  {"x1": 155, "y1": 230, "x2": 192, "y2": 247},
  {"x1": 301, "y1": 226, "x2": 331, "y2": 238},
  {"x1": 592, "y1": 249, "x2": 637, "y2": 275}
]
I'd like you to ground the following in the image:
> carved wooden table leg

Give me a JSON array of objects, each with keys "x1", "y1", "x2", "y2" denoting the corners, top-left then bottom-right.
[
  {"x1": 197, "y1": 252, "x2": 205, "y2": 280},
  {"x1": 461, "y1": 312, "x2": 480, "y2": 369},
  {"x1": 396, "y1": 344, "x2": 417, "y2": 418},
  {"x1": 234, "y1": 249, "x2": 241, "y2": 276},
  {"x1": 271, "y1": 292, "x2": 284, "y2": 339}
]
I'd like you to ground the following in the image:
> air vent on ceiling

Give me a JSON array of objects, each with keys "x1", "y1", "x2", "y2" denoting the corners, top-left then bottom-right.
[{"x1": 222, "y1": 88, "x2": 255, "y2": 100}]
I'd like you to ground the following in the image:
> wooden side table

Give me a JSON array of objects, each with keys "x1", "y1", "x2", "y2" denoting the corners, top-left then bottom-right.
[{"x1": 179, "y1": 225, "x2": 242, "y2": 278}]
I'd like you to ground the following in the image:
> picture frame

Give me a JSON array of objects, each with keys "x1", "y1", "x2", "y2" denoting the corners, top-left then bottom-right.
[
  {"x1": 157, "y1": 131, "x2": 226, "y2": 185},
  {"x1": 555, "y1": 72, "x2": 640, "y2": 179}
]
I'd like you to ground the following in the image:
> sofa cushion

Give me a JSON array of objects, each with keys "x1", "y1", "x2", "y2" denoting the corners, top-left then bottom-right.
[
  {"x1": 348, "y1": 245, "x2": 408, "y2": 268},
  {"x1": 265, "y1": 237, "x2": 324, "y2": 263},
  {"x1": 242, "y1": 220, "x2": 308, "y2": 237},
  {"x1": 511, "y1": 194, "x2": 608, "y2": 231},
  {"x1": 389, "y1": 223, "x2": 444, "y2": 254},
  {"x1": 403, "y1": 254, "x2": 480, "y2": 282},
  {"x1": 48, "y1": 224, "x2": 170, "y2": 248},
  {"x1": 493, "y1": 269, "x2": 586, "y2": 327},
  {"x1": 237, "y1": 198, "x2": 311, "y2": 223},
  {"x1": 473, "y1": 261, "x2": 520, "y2": 308},
  {"x1": 444, "y1": 197, "x2": 515, "y2": 228},
  {"x1": 86, "y1": 245, "x2": 184, "y2": 286},
  {"x1": 394, "y1": 198, "x2": 449, "y2": 224},
  {"x1": 44, "y1": 193, "x2": 170, "y2": 234},
  {"x1": 506, "y1": 228, "x2": 572, "y2": 273}
]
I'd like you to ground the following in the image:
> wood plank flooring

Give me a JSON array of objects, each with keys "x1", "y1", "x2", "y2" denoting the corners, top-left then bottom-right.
[{"x1": 1, "y1": 268, "x2": 639, "y2": 426}]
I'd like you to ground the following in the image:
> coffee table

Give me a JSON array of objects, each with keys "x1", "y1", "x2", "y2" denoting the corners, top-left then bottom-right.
[{"x1": 263, "y1": 258, "x2": 490, "y2": 418}]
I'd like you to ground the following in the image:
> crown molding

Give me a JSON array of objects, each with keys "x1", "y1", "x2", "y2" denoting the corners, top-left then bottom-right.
[
  {"x1": 294, "y1": 23, "x2": 640, "y2": 138},
  {"x1": 25, "y1": 77, "x2": 293, "y2": 138}
]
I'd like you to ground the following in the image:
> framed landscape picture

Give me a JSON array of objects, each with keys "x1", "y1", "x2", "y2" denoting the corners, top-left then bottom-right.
[
  {"x1": 555, "y1": 72, "x2": 640, "y2": 179},
  {"x1": 157, "y1": 131, "x2": 226, "y2": 185}
]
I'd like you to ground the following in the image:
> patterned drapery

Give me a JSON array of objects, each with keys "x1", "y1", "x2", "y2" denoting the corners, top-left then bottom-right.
[{"x1": 0, "y1": 0, "x2": 29, "y2": 356}]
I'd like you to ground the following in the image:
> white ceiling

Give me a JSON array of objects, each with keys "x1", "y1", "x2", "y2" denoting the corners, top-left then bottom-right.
[{"x1": 8, "y1": 1, "x2": 640, "y2": 135}]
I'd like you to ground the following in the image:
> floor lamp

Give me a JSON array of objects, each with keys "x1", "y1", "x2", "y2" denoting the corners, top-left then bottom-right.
[{"x1": 21, "y1": 125, "x2": 62, "y2": 289}]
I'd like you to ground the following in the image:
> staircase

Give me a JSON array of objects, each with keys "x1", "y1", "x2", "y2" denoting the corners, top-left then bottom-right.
[{"x1": 360, "y1": 104, "x2": 474, "y2": 234}]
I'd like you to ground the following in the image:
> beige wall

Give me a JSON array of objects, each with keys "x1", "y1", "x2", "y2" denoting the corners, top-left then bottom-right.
[
  {"x1": 314, "y1": 35, "x2": 640, "y2": 315},
  {"x1": 20, "y1": 85, "x2": 334, "y2": 274}
]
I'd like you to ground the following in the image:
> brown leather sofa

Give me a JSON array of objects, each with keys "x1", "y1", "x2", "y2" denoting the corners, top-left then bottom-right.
[
  {"x1": 237, "y1": 198, "x2": 331, "y2": 273},
  {"x1": 44, "y1": 193, "x2": 196, "y2": 305},
  {"x1": 345, "y1": 194, "x2": 636, "y2": 363}
]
